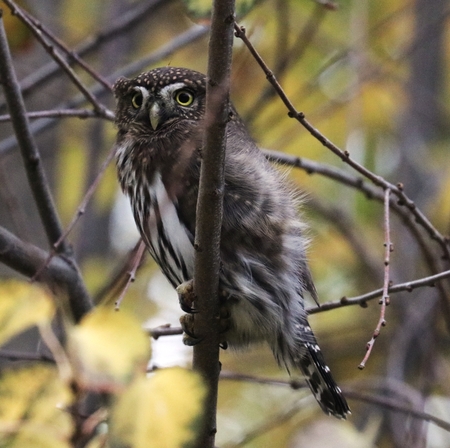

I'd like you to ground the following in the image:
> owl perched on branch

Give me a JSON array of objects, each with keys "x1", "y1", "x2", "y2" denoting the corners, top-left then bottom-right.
[{"x1": 113, "y1": 67, "x2": 349, "y2": 418}]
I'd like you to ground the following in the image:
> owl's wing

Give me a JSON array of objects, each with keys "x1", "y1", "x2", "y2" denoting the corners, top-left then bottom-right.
[{"x1": 175, "y1": 116, "x2": 318, "y2": 302}]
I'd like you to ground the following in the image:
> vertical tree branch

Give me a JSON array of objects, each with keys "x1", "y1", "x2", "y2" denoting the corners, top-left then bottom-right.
[
  {"x1": 0, "y1": 11, "x2": 92, "y2": 322},
  {"x1": 193, "y1": 1, "x2": 235, "y2": 447},
  {"x1": 0, "y1": 11, "x2": 66, "y2": 251}
]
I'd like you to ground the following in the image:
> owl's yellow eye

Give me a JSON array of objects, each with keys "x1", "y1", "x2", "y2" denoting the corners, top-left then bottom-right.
[
  {"x1": 175, "y1": 90, "x2": 194, "y2": 107},
  {"x1": 131, "y1": 92, "x2": 143, "y2": 109}
]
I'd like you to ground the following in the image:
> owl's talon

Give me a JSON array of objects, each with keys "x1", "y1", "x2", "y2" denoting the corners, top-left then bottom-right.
[
  {"x1": 177, "y1": 279, "x2": 197, "y2": 314},
  {"x1": 219, "y1": 341, "x2": 228, "y2": 350},
  {"x1": 182, "y1": 333, "x2": 203, "y2": 346},
  {"x1": 219, "y1": 303, "x2": 231, "y2": 334},
  {"x1": 180, "y1": 313, "x2": 203, "y2": 345},
  {"x1": 181, "y1": 303, "x2": 197, "y2": 314}
]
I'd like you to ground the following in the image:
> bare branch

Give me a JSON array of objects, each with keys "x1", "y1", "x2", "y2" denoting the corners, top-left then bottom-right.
[
  {"x1": 93, "y1": 240, "x2": 147, "y2": 303},
  {"x1": 31, "y1": 146, "x2": 116, "y2": 280},
  {"x1": 147, "y1": 325, "x2": 184, "y2": 340},
  {"x1": 263, "y1": 149, "x2": 450, "y2": 327},
  {"x1": 308, "y1": 269, "x2": 450, "y2": 314},
  {"x1": 343, "y1": 390, "x2": 450, "y2": 432},
  {"x1": 19, "y1": 6, "x2": 111, "y2": 91},
  {"x1": 359, "y1": 188, "x2": 392, "y2": 369},
  {"x1": 0, "y1": 13, "x2": 67, "y2": 252},
  {"x1": 0, "y1": 109, "x2": 112, "y2": 122},
  {"x1": 0, "y1": 13, "x2": 92, "y2": 322},
  {"x1": 0, "y1": 0, "x2": 173, "y2": 111},
  {"x1": 0, "y1": 25, "x2": 208, "y2": 157},
  {"x1": 192, "y1": 1, "x2": 235, "y2": 446},
  {"x1": 0, "y1": 225, "x2": 92, "y2": 321},
  {"x1": 2, "y1": 0, "x2": 113, "y2": 119},
  {"x1": 245, "y1": 3, "x2": 328, "y2": 123},
  {"x1": 220, "y1": 372, "x2": 450, "y2": 433},
  {"x1": 234, "y1": 22, "x2": 450, "y2": 264},
  {"x1": 115, "y1": 239, "x2": 146, "y2": 310}
]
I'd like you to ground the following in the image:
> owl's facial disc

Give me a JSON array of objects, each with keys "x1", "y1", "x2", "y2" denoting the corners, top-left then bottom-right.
[{"x1": 145, "y1": 82, "x2": 196, "y2": 131}]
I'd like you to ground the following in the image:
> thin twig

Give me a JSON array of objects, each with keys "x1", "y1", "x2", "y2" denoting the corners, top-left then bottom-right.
[
  {"x1": 115, "y1": 239, "x2": 146, "y2": 310},
  {"x1": 263, "y1": 149, "x2": 450, "y2": 328},
  {"x1": 220, "y1": 371, "x2": 307, "y2": 389},
  {"x1": 220, "y1": 372, "x2": 450, "y2": 433},
  {"x1": 359, "y1": 188, "x2": 392, "y2": 369},
  {"x1": 0, "y1": 24, "x2": 208, "y2": 157},
  {"x1": 234, "y1": 22, "x2": 450, "y2": 263},
  {"x1": 344, "y1": 390, "x2": 450, "y2": 432},
  {"x1": 0, "y1": 11, "x2": 92, "y2": 321},
  {"x1": 2, "y1": 0, "x2": 113, "y2": 119},
  {"x1": 20, "y1": 7, "x2": 112, "y2": 91},
  {"x1": 245, "y1": 3, "x2": 328, "y2": 123},
  {"x1": 93, "y1": 240, "x2": 146, "y2": 303},
  {"x1": 221, "y1": 400, "x2": 311, "y2": 448},
  {"x1": 55, "y1": 146, "x2": 116, "y2": 249},
  {"x1": 147, "y1": 324, "x2": 184, "y2": 340},
  {"x1": 307, "y1": 269, "x2": 450, "y2": 314},
  {"x1": 31, "y1": 146, "x2": 116, "y2": 281},
  {"x1": 0, "y1": 108, "x2": 110, "y2": 122},
  {"x1": 0, "y1": 0, "x2": 172, "y2": 112},
  {"x1": 0, "y1": 13, "x2": 67, "y2": 252}
]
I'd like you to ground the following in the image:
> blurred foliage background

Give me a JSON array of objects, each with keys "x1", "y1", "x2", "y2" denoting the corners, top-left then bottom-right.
[{"x1": 1, "y1": 0, "x2": 450, "y2": 447}]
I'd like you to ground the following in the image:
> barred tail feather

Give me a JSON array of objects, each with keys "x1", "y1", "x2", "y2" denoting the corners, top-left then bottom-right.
[{"x1": 298, "y1": 343, "x2": 350, "y2": 419}]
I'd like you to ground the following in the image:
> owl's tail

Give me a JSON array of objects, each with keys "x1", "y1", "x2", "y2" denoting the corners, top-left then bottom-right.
[{"x1": 297, "y1": 342, "x2": 350, "y2": 419}]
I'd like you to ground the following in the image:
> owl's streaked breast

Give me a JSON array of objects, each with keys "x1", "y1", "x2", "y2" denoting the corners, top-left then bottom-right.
[{"x1": 116, "y1": 142, "x2": 195, "y2": 287}]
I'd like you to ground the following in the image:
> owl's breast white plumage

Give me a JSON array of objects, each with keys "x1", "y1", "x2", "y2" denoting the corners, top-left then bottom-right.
[{"x1": 116, "y1": 141, "x2": 195, "y2": 286}]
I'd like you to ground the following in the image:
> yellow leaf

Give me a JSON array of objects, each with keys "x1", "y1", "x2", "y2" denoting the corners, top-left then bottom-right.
[
  {"x1": 0, "y1": 364, "x2": 73, "y2": 447},
  {"x1": 68, "y1": 307, "x2": 150, "y2": 392},
  {"x1": 110, "y1": 368, "x2": 206, "y2": 448},
  {"x1": 0, "y1": 280, "x2": 54, "y2": 346}
]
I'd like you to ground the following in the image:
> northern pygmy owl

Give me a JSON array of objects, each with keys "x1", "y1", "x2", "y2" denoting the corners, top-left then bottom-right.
[{"x1": 113, "y1": 67, "x2": 349, "y2": 418}]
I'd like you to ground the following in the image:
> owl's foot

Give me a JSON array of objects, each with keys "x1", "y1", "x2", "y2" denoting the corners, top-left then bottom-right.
[
  {"x1": 179, "y1": 304, "x2": 231, "y2": 348},
  {"x1": 180, "y1": 313, "x2": 202, "y2": 346},
  {"x1": 176, "y1": 279, "x2": 197, "y2": 314}
]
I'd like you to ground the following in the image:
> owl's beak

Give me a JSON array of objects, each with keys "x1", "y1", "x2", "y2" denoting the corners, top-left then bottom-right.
[{"x1": 149, "y1": 102, "x2": 161, "y2": 130}]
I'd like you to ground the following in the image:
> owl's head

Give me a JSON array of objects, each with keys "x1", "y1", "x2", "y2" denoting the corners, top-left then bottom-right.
[{"x1": 113, "y1": 67, "x2": 206, "y2": 138}]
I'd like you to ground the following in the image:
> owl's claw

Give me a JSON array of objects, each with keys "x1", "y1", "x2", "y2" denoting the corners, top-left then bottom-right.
[
  {"x1": 176, "y1": 279, "x2": 197, "y2": 314},
  {"x1": 180, "y1": 306, "x2": 230, "y2": 349},
  {"x1": 178, "y1": 281, "x2": 231, "y2": 348},
  {"x1": 180, "y1": 313, "x2": 203, "y2": 346}
]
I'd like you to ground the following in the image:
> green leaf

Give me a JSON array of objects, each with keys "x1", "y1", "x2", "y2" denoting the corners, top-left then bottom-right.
[
  {"x1": 67, "y1": 307, "x2": 151, "y2": 392},
  {"x1": 110, "y1": 368, "x2": 206, "y2": 448}
]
